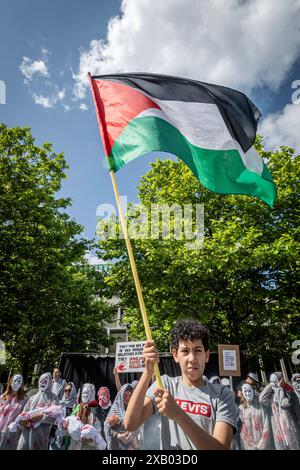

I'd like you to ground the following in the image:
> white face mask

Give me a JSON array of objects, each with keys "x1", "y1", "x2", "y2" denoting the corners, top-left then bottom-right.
[
  {"x1": 242, "y1": 383, "x2": 254, "y2": 402},
  {"x1": 293, "y1": 380, "x2": 300, "y2": 392},
  {"x1": 39, "y1": 374, "x2": 50, "y2": 392},
  {"x1": 11, "y1": 374, "x2": 23, "y2": 392},
  {"x1": 270, "y1": 373, "x2": 279, "y2": 391},
  {"x1": 81, "y1": 384, "x2": 94, "y2": 404}
]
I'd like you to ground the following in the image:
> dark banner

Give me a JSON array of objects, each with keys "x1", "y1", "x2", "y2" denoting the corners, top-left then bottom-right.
[{"x1": 58, "y1": 351, "x2": 246, "y2": 399}]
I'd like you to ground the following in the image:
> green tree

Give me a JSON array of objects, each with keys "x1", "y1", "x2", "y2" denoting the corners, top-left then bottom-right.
[
  {"x1": 0, "y1": 125, "x2": 113, "y2": 381},
  {"x1": 97, "y1": 138, "x2": 299, "y2": 368}
]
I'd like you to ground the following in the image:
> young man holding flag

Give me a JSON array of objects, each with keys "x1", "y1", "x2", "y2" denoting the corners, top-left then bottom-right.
[
  {"x1": 124, "y1": 319, "x2": 237, "y2": 450},
  {"x1": 89, "y1": 74, "x2": 275, "y2": 449}
]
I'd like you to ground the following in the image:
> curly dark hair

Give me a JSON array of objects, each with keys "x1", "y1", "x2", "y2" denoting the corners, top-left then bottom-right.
[{"x1": 170, "y1": 319, "x2": 209, "y2": 351}]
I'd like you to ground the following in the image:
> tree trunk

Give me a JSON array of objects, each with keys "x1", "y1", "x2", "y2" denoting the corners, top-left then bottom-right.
[{"x1": 21, "y1": 357, "x2": 30, "y2": 384}]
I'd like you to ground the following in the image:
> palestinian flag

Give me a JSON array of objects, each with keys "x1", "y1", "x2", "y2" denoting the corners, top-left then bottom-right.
[{"x1": 89, "y1": 73, "x2": 276, "y2": 207}]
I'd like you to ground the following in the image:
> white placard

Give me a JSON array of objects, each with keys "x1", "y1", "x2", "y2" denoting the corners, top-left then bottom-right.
[
  {"x1": 115, "y1": 341, "x2": 146, "y2": 373},
  {"x1": 222, "y1": 350, "x2": 237, "y2": 371}
]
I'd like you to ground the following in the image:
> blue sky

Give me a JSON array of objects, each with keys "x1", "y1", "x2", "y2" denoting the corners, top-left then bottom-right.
[{"x1": 1, "y1": 0, "x2": 300, "y2": 242}]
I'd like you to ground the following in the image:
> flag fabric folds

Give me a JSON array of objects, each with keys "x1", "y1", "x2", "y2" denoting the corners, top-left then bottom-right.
[{"x1": 89, "y1": 72, "x2": 276, "y2": 206}]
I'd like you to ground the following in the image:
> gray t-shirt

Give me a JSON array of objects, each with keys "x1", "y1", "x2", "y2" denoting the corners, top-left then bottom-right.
[{"x1": 146, "y1": 374, "x2": 237, "y2": 450}]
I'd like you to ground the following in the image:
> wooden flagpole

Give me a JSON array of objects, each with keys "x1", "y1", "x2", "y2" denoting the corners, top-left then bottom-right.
[
  {"x1": 88, "y1": 73, "x2": 163, "y2": 387},
  {"x1": 109, "y1": 169, "x2": 163, "y2": 388}
]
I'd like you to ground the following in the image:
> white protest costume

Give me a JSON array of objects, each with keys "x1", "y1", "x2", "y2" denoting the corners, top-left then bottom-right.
[
  {"x1": 0, "y1": 374, "x2": 27, "y2": 449},
  {"x1": 9, "y1": 405, "x2": 62, "y2": 432},
  {"x1": 11, "y1": 375, "x2": 23, "y2": 392},
  {"x1": 239, "y1": 383, "x2": 272, "y2": 450},
  {"x1": 65, "y1": 383, "x2": 103, "y2": 450},
  {"x1": 81, "y1": 383, "x2": 95, "y2": 404},
  {"x1": 78, "y1": 383, "x2": 103, "y2": 450},
  {"x1": 259, "y1": 372, "x2": 300, "y2": 450},
  {"x1": 17, "y1": 372, "x2": 59, "y2": 450},
  {"x1": 81, "y1": 424, "x2": 106, "y2": 450},
  {"x1": 58, "y1": 415, "x2": 106, "y2": 450},
  {"x1": 58, "y1": 414, "x2": 83, "y2": 442}
]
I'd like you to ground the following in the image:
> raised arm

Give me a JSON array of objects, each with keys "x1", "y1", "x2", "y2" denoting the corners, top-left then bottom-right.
[
  {"x1": 113, "y1": 368, "x2": 122, "y2": 392},
  {"x1": 124, "y1": 341, "x2": 157, "y2": 431}
]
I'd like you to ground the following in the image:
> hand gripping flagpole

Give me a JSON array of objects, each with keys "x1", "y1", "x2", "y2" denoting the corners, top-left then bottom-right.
[{"x1": 88, "y1": 73, "x2": 163, "y2": 389}]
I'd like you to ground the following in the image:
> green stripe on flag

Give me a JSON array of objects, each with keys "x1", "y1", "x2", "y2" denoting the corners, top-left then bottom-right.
[{"x1": 110, "y1": 116, "x2": 276, "y2": 206}]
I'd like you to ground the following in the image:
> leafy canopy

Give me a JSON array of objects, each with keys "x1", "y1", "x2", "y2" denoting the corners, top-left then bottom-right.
[
  {"x1": 97, "y1": 137, "x2": 299, "y2": 366},
  {"x1": 0, "y1": 124, "x2": 114, "y2": 381}
]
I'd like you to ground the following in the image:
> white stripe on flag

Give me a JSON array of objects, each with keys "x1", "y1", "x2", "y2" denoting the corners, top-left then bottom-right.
[{"x1": 136, "y1": 102, "x2": 263, "y2": 176}]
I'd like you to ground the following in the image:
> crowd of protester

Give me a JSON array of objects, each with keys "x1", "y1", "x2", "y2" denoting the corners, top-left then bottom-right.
[
  {"x1": 0, "y1": 366, "x2": 145, "y2": 450},
  {"x1": 1, "y1": 360, "x2": 300, "y2": 450}
]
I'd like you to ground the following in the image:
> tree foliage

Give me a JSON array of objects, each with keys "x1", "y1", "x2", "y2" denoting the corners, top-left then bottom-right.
[
  {"x1": 97, "y1": 137, "x2": 299, "y2": 367},
  {"x1": 0, "y1": 125, "x2": 114, "y2": 381}
]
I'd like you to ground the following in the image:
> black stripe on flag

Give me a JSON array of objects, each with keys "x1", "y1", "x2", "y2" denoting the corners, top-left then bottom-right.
[{"x1": 92, "y1": 72, "x2": 261, "y2": 153}]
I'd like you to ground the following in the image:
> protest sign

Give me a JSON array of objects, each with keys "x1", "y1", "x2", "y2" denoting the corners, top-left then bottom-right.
[
  {"x1": 115, "y1": 341, "x2": 146, "y2": 373},
  {"x1": 218, "y1": 344, "x2": 241, "y2": 377}
]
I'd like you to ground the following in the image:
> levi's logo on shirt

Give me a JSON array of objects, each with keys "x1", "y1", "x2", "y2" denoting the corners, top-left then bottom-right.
[{"x1": 175, "y1": 399, "x2": 212, "y2": 417}]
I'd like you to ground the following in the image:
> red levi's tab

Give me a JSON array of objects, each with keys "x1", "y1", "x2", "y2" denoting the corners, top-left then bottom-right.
[{"x1": 175, "y1": 399, "x2": 212, "y2": 417}]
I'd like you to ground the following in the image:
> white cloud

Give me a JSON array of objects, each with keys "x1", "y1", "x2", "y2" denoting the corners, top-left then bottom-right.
[
  {"x1": 57, "y1": 89, "x2": 65, "y2": 100},
  {"x1": 19, "y1": 49, "x2": 70, "y2": 109},
  {"x1": 20, "y1": 57, "x2": 49, "y2": 82},
  {"x1": 84, "y1": 252, "x2": 105, "y2": 266},
  {"x1": 79, "y1": 103, "x2": 88, "y2": 111},
  {"x1": 33, "y1": 88, "x2": 66, "y2": 108},
  {"x1": 73, "y1": 0, "x2": 300, "y2": 100},
  {"x1": 260, "y1": 103, "x2": 300, "y2": 154},
  {"x1": 33, "y1": 94, "x2": 53, "y2": 108}
]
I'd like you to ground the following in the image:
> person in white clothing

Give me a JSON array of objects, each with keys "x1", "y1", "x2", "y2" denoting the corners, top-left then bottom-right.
[{"x1": 239, "y1": 383, "x2": 272, "y2": 450}]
